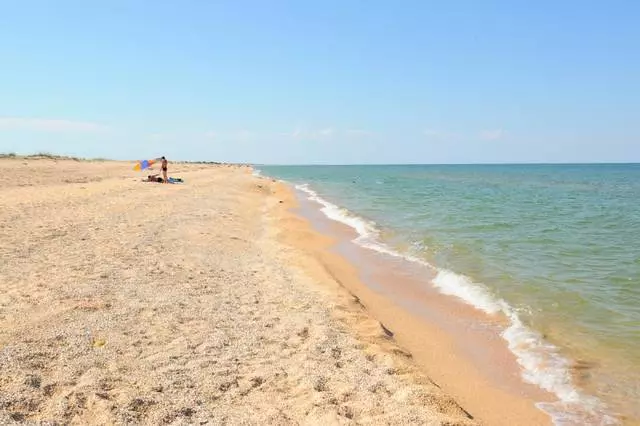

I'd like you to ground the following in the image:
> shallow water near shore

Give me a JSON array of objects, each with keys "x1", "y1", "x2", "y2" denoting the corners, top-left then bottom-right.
[{"x1": 259, "y1": 164, "x2": 640, "y2": 425}]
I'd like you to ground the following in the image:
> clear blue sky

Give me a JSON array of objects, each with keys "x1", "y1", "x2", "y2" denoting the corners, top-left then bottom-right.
[{"x1": 1, "y1": 0, "x2": 638, "y2": 164}]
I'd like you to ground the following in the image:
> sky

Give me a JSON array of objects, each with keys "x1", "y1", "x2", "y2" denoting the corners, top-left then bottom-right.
[{"x1": 0, "y1": 0, "x2": 638, "y2": 164}]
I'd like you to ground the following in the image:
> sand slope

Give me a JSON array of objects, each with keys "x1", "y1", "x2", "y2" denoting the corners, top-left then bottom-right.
[{"x1": 0, "y1": 159, "x2": 475, "y2": 425}]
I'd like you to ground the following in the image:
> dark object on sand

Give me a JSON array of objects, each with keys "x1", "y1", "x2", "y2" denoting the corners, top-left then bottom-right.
[
  {"x1": 145, "y1": 175, "x2": 163, "y2": 183},
  {"x1": 144, "y1": 175, "x2": 184, "y2": 184}
]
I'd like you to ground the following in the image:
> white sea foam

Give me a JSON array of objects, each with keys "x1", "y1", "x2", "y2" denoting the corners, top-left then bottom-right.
[
  {"x1": 295, "y1": 184, "x2": 379, "y2": 241},
  {"x1": 293, "y1": 181, "x2": 619, "y2": 425},
  {"x1": 432, "y1": 269, "x2": 504, "y2": 315}
]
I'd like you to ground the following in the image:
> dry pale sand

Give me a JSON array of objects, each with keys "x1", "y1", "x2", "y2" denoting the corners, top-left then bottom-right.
[{"x1": 0, "y1": 158, "x2": 476, "y2": 425}]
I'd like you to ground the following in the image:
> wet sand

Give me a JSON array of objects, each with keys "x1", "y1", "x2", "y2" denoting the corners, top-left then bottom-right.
[{"x1": 1, "y1": 158, "x2": 479, "y2": 425}]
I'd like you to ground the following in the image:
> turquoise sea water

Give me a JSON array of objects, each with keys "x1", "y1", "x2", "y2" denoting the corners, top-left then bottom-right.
[{"x1": 259, "y1": 164, "x2": 640, "y2": 424}]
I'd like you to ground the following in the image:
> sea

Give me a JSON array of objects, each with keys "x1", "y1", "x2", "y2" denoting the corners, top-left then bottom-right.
[{"x1": 258, "y1": 164, "x2": 640, "y2": 425}]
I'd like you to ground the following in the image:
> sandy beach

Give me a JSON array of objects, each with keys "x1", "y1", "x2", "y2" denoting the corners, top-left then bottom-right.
[{"x1": 0, "y1": 158, "x2": 483, "y2": 425}]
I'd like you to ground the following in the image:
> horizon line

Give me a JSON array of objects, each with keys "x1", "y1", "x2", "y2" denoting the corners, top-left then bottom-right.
[{"x1": 254, "y1": 161, "x2": 640, "y2": 167}]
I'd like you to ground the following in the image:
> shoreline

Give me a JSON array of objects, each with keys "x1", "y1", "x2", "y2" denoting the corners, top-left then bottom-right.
[
  {"x1": 259, "y1": 170, "x2": 635, "y2": 426},
  {"x1": 262, "y1": 175, "x2": 554, "y2": 425}
]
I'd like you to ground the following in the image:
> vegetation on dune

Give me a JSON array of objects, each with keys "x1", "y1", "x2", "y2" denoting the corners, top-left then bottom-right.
[
  {"x1": 0, "y1": 152, "x2": 250, "y2": 166},
  {"x1": 0, "y1": 152, "x2": 109, "y2": 161}
]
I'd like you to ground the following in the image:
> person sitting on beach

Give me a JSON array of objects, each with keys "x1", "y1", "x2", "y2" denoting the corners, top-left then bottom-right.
[{"x1": 144, "y1": 174, "x2": 163, "y2": 183}]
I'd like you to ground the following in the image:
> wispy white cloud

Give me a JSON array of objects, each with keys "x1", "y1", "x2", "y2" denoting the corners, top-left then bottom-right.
[
  {"x1": 0, "y1": 117, "x2": 108, "y2": 132},
  {"x1": 423, "y1": 128, "x2": 441, "y2": 137},
  {"x1": 424, "y1": 128, "x2": 506, "y2": 142},
  {"x1": 148, "y1": 133, "x2": 170, "y2": 142},
  {"x1": 203, "y1": 127, "x2": 369, "y2": 142},
  {"x1": 232, "y1": 129, "x2": 254, "y2": 141},
  {"x1": 346, "y1": 129, "x2": 373, "y2": 137},
  {"x1": 202, "y1": 130, "x2": 254, "y2": 141},
  {"x1": 283, "y1": 127, "x2": 336, "y2": 140},
  {"x1": 423, "y1": 128, "x2": 457, "y2": 140},
  {"x1": 480, "y1": 129, "x2": 506, "y2": 141}
]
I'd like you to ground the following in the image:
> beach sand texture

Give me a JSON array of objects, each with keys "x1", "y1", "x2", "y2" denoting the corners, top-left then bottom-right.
[{"x1": 0, "y1": 159, "x2": 476, "y2": 425}]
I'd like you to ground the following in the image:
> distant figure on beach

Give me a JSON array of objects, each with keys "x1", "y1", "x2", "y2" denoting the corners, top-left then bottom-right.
[
  {"x1": 144, "y1": 174, "x2": 163, "y2": 183},
  {"x1": 160, "y1": 156, "x2": 168, "y2": 183}
]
